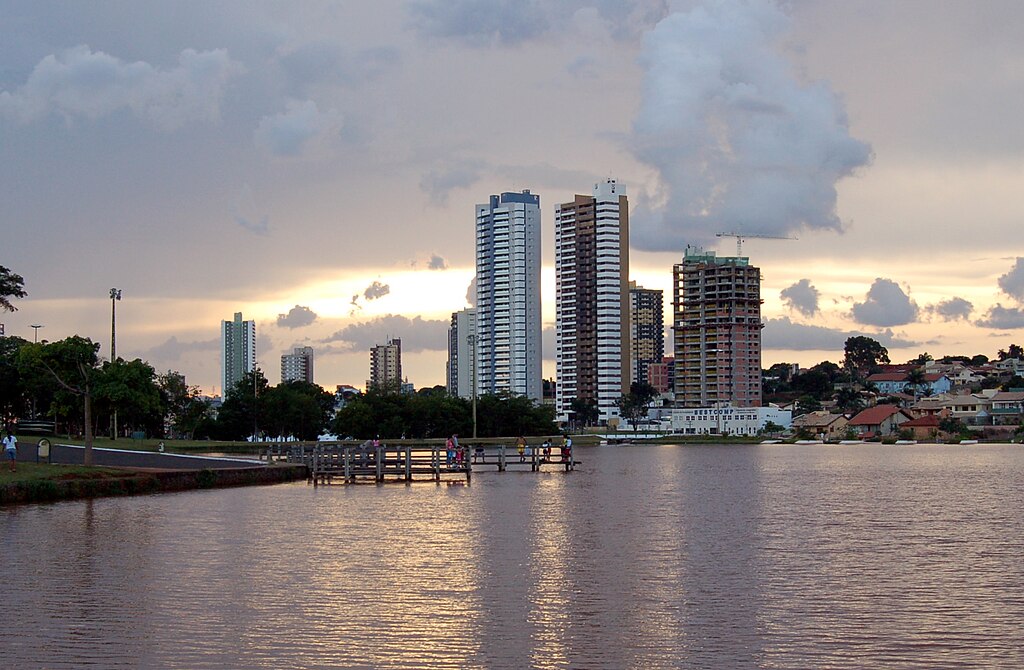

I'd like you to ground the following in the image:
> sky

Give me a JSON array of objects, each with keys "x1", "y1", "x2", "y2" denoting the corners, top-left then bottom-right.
[{"x1": 2, "y1": 0, "x2": 1023, "y2": 395}]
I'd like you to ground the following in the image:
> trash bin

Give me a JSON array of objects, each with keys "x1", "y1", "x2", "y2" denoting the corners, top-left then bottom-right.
[{"x1": 37, "y1": 438, "x2": 51, "y2": 464}]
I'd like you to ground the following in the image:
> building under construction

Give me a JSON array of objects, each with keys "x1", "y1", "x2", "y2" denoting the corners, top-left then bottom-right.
[{"x1": 673, "y1": 247, "x2": 763, "y2": 408}]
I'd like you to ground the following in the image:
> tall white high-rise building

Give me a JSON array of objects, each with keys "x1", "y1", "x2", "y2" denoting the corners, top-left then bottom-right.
[
  {"x1": 281, "y1": 346, "x2": 314, "y2": 384},
  {"x1": 555, "y1": 179, "x2": 630, "y2": 425},
  {"x1": 222, "y1": 312, "x2": 256, "y2": 395},
  {"x1": 475, "y1": 190, "x2": 542, "y2": 401},
  {"x1": 447, "y1": 308, "x2": 477, "y2": 399}
]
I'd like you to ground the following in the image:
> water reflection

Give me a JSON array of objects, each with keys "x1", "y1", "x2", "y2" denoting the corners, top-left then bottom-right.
[{"x1": 3, "y1": 444, "x2": 1024, "y2": 668}]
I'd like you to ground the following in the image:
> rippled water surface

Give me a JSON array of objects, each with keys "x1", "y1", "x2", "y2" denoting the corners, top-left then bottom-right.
[{"x1": 4, "y1": 443, "x2": 1024, "y2": 668}]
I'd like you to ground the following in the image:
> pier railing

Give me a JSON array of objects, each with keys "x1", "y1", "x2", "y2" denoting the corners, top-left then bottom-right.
[{"x1": 273, "y1": 442, "x2": 575, "y2": 485}]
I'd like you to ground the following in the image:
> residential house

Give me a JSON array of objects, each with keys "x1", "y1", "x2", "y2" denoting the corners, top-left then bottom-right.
[
  {"x1": 791, "y1": 411, "x2": 849, "y2": 441},
  {"x1": 942, "y1": 393, "x2": 992, "y2": 426},
  {"x1": 989, "y1": 391, "x2": 1024, "y2": 426},
  {"x1": 847, "y1": 405, "x2": 913, "y2": 437},
  {"x1": 900, "y1": 414, "x2": 942, "y2": 441}
]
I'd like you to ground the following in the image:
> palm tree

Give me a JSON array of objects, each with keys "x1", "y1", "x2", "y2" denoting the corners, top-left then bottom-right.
[{"x1": 904, "y1": 368, "x2": 927, "y2": 401}]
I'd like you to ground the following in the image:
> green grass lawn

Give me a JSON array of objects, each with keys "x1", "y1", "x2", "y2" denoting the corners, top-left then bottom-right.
[{"x1": 0, "y1": 461, "x2": 129, "y2": 486}]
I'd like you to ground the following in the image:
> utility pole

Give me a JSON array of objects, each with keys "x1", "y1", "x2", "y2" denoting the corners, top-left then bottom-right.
[{"x1": 110, "y1": 288, "x2": 121, "y2": 440}]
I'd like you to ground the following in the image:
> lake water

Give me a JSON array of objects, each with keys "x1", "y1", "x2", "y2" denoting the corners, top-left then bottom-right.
[{"x1": 3, "y1": 443, "x2": 1024, "y2": 669}]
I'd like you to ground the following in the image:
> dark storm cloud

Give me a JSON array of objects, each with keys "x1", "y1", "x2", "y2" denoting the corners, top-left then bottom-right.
[
  {"x1": 629, "y1": 0, "x2": 872, "y2": 251},
  {"x1": 997, "y1": 257, "x2": 1024, "y2": 302},
  {"x1": 0, "y1": 45, "x2": 244, "y2": 130},
  {"x1": 851, "y1": 278, "x2": 920, "y2": 327},
  {"x1": 780, "y1": 279, "x2": 820, "y2": 317},
  {"x1": 276, "y1": 305, "x2": 318, "y2": 329},
  {"x1": 929, "y1": 297, "x2": 973, "y2": 321},
  {"x1": 427, "y1": 254, "x2": 448, "y2": 270},
  {"x1": 322, "y1": 314, "x2": 449, "y2": 352},
  {"x1": 763, "y1": 317, "x2": 917, "y2": 351},
  {"x1": 976, "y1": 304, "x2": 1024, "y2": 330}
]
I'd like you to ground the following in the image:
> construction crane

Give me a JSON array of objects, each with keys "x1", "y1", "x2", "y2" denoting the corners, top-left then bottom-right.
[{"x1": 716, "y1": 231, "x2": 797, "y2": 256}]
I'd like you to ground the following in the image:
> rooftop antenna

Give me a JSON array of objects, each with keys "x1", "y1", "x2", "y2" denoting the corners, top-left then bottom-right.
[{"x1": 716, "y1": 231, "x2": 797, "y2": 256}]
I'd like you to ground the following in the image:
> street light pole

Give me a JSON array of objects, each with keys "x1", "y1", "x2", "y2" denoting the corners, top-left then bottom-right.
[
  {"x1": 110, "y1": 288, "x2": 121, "y2": 440},
  {"x1": 30, "y1": 324, "x2": 43, "y2": 343},
  {"x1": 468, "y1": 334, "x2": 477, "y2": 439}
]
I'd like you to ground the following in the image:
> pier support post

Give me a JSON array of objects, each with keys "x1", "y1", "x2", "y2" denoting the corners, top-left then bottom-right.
[
  {"x1": 375, "y1": 446, "x2": 383, "y2": 482},
  {"x1": 499, "y1": 445, "x2": 506, "y2": 472}
]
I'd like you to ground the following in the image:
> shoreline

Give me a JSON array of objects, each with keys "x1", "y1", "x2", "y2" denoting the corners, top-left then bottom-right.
[{"x1": 0, "y1": 463, "x2": 307, "y2": 506}]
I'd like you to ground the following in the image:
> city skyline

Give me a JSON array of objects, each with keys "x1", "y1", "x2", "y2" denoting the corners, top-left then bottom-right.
[{"x1": 3, "y1": 1, "x2": 1023, "y2": 394}]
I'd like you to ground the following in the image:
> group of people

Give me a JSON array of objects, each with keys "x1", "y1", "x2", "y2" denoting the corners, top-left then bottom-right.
[
  {"x1": 516, "y1": 435, "x2": 572, "y2": 463},
  {"x1": 445, "y1": 434, "x2": 466, "y2": 469}
]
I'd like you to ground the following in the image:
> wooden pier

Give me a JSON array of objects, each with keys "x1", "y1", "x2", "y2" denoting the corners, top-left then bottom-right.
[{"x1": 267, "y1": 443, "x2": 576, "y2": 485}]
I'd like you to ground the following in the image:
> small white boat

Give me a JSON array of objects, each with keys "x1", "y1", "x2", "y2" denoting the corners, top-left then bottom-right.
[
  {"x1": 794, "y1": 440, "x2": 823, "y2": 445},
  {"x1": 959, "y1": 439, "x2": 979, "y2": 445},
  {"x1": 839, "y1": 440, "x2": 864, "y2": 444},
  {"x1": 760, "y1": 439, "x2": 782, "y2": 444},
  {"x1": 895, "y1": 440, "x2": 917, "y2": 445}
]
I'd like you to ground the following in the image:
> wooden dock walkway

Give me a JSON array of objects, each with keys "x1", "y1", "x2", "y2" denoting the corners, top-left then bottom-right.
[{"x1": 265, "y1": 443, "x2": 576, "y2": 485}]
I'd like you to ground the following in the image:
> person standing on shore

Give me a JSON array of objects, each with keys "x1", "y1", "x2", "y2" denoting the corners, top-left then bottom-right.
[
  {"x1": 516, "y1": 435, "x2": 527, "y2": 462},
  {"x1": 3, "y1": 428, "x2": 17, "y2": 472}
]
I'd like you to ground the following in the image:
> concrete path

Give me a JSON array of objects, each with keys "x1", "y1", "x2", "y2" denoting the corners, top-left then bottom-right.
[{"x1": 11, "y1": 441, "x2": 263, "y2": 470}]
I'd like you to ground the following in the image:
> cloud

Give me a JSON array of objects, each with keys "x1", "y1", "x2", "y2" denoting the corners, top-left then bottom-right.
[
  {"x1": 276, "y1": 305, "x2": 318, "y2": 329},
  {"x1": 851, "y1": 278, "x2": 920, "y2": 327},
  {"x1": 976, "y1": 304, "x2": 1024, "y2": 330},
  {"x1": 363, "y1": 281, "x2": 390, "y2": 300},
  {"x1": 322, "y1": 314, "x2": 449, "y2": 352},
  {"x1": 254, "y1": 99, "x2": 342, "y2": 157},
  {"x1": 763, "y1": 317, "x2": 917, "y2": 351},
  {"x1": 0, "y1": 45, "x2": 244, "y2": 130},
  {"x1": 629, "y1": 0, "x2": 872, "y2": 251},
  {"x1": 466, "y1": 276, "x2": 477, "y2": 307},
  {"x1": 997, "y1": 257, "x2": 1024, "y2": 302},
  {"x1": 427, "y1": 254, "x2": 448, "y2": 270},
  {"x1": 275, "y1": 42, "x2": 400, "y2": 91},
  {"x1": 407, "y1": 1, "x2": 667, "y2": 46},
  {"x1": 232, "y1": 184, "x2": 269, "y2": 235},
  {"x1": 419, "y1": 158, "x2": 485, "y2": 205},
  {"x1": 929, "y1": 297, "x2": 973, "y2": 321},
  {"x1": 144, "y1": 336, "x2": 219, "y2": 362},
  {"x1": 780, "y1": 279, "x2": 819, "y2": 317}
]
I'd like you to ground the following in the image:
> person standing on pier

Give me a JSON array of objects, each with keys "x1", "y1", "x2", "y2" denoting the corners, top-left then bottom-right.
[
  {"x1": 516, "y1": 435, "x2": 527, "y2": 462},
  {"x1": 562, "y1": 435, "x2": 572, "y2": 463},
  {"x1": 446, "y1": 435, "x2": 455, "y2": 468}
]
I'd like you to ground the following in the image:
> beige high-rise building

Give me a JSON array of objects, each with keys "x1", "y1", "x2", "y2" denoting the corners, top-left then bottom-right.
[
  {"x1": 629, "y1": 281, "x2": 664, "y2": 388},
  {"x1": 368, "y1": 338, "x2": 402, "y2": 391},
  {"x1": 673, "y1": 247, "x2": 763, "y2": 408},
  {"x1": 555, "y1": 179, "x2": 630, "y2": 425},
  {"x1": 281, "y1": 346, "x2": 314, "y2": 384}
]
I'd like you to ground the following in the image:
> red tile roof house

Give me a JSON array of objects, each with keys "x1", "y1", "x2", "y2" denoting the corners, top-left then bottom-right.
[
  {"x1": 848, "y1": 405, "x2": 914, "y2": 438},
  {"x1": 901, "y1": 414, "x2": 943, "y2": 441}
]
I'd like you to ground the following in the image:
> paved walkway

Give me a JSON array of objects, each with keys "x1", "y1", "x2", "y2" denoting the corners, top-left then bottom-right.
[{"x1": 12, "y1": 441, "x2": 263, "y2": 470}]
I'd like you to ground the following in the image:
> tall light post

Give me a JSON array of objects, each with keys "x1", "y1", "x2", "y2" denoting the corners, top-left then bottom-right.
[
  {"x1": 30, "y1": 324, "x2": 43, "y2": 343},
  {"x1": 468, "y1": 333, "x2": 477, "y2": 439},
  {"x1": 110, "y1": 288, "x2": 121, "y2": 440}
]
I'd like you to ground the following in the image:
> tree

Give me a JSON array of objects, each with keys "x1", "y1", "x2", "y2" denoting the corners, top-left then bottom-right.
[
  {"x1": 970, "y1": 354, "x2": 990, "y2": 366},
  {"x1": 903, "y1": 367, "x2": 927, "y2": 401},
  {"x1": 0, "y1": 265, "x2": 27, "y2": 312},
  {"x1": 938, "y1": 416, "x2": 966, "y2": 437},
  {"x1": 909, "y1": 352, "x2": 933, "y2": 365},
  {"x1": 796, "y1": 394, "x2": 822, "y2": 415},
  {"x1": 568, "y1": 397, "x2": 600, "y2": 430},
  {"x1": 260, "y1": 381, "x2": 336, "y2": 440},
  {"x1": 214, "y1": 369, "x2": 270, "y2": 440},
  {"x1": 0, "y1": 336, "x2": 30, "y2": 422},
  {"x1": 158, "y1": 371, "x2": 212, "y2": 439},
  {"x1": 760, "y1": 420, "x2": 784, "y2": 436},
  {"x1": 844, "y1": 336, "x2": 890, "y2": 380},
  {"x1": 94, "y1": 358, "x2": 164, "y2": 438},
  {"x1": 834, "y1": 387, "x2": 864, "y2": 414},
  {"x1": 998, "y1": 344, "x2": 1024, "y2": 361},
  {"x1": 17, "y1": 337, "x2": 101, "y2": 465},
  {"x1": 615, "y1": 382, "x2": 659, "y2": 431}
]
